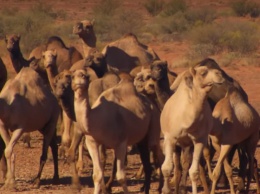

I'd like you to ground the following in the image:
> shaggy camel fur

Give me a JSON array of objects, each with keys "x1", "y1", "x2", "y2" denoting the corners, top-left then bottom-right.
[
  {"x1": 71, "y1": 69, "x2": 163, "y2": 194},
  {"x1": 160, "y1": 66, "x2": 225, "y2": 194},
  {"x1": 0, "y1": 67, "x2": 60, "y2": 189},
  {"x1": 210, "y1": 87, "x2": 260, "y2": 194},
  {"x1": 73, "y1": 19, "x2": 97, "y2": 57},
  {"x1": 102, "y1": 33, "x2": 160, "y2": 73},
  {"x1": 29, "y1": 36, "x2": 83, "y2": 72},
  {"x1": 5, "y1": 34, "x2": 35, "y2": 73}
]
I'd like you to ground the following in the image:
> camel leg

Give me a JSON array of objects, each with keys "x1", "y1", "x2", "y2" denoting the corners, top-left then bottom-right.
[
  {"x1": 85, "y1": 135, "x2": 106, "y2": 194},
  {"x1": 49, "y1": 132, "x2": 59, "y2": 184},
  {"x1": 211, "y1": 144, "x2": 232, "y2": 194},
  {"x1": 223, "y1": 158, "x2": 235, "y2": 194},
  {"x1": 254, "y1": 158, "x2": 260, "y2": 194},
  {"x1": 114, "y1": 141, "x2": 129, "y2": 194},
  {"x1": 237, "y1": 147, "x2": 247, "y2": 192},
  {"x1": 173, "y1": 146, "x2": 182, "y2": 194},
  {"x1": 189, "y1": 142, "x2": 204, "y2": 194},
  {"x1": 76, "y1": 140, "x2": 84, "y2": 176},
  {"x1": 203, "y1": 146, "x2": 212, "y2": 179},
  {"x1": 0, "y1": 128, "x2": 23, "y2": 189},
  {"x1": 137, "y1": 137, "x2": 152, "y2": 194},
  {"x1": 199, "y1": 159, "x2": 209, "y2": 194},
  {"x1": 150, "y1": 144, "x2": 165, "y2": 193},
  {"x1": 0, "y1": 136, "x2": 7, "y2": 181},
  {"x1": 59, "y1": 111, "x2": 73, "y2": 159},
  {"x1": 105, "y1": 152, "x2": 116, "y2": 192},
  {"x1": 161, "y1": 137, "x2": 174, "y2": 194},
  {"x1": 67, "y1": 125, "x2": 83, "y2": 189},
  {"x1": 178, "y1": 146, "x2": 192, "y2": 194}
]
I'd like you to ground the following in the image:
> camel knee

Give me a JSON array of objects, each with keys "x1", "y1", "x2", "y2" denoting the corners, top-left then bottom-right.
[
  {"x1": 93, "y1": 169, "x2": 103, "y2": 184},
  {"x1": 189, "y1": 168, "x2": 199, "y2": 182},
  {"x1": 116, "y1": 170, "x2": 126, "y2": 185},
  {"x1": 162, "y1": 161, "x2": 173, "y2": 178}
]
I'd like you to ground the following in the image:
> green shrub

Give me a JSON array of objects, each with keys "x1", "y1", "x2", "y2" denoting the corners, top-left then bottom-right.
[
  {"x1": 231, "y1": 0, "x2": 260, "y2": 18},
  {"x1": 184, "y1": 7, "x2": 217, "y2": 25},
  {"x1": 161, "y1": 0, "x2": 187, "y2": 17},
  {"x1": 189, "y1": 20, "x2": 260, "y2": 54},
  {"x1": 93, "y1": 0, "x2": 143, "y2": 41},
  {"x1": 144, "y1": 0, "x2": 165, "y2": 16}
]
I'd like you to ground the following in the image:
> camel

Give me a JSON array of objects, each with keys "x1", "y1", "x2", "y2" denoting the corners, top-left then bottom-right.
[
  {"x1": 0, "y1": 58, "x2": 7, "y2": 91},
  {"x1": 0, "y1": 67, "x2": 60, "y2": 189},
  {"x1": 160, "y1": 65, "x2": 225, "y2": 194},
  {"x1": 5, "y1": 34, "x2": 35, "y2": 73},
  {"x1": 209, "y1": 86, "x2": 260, "y2": 194},
  {"x1": 73, "y1": 19, "x2": 97, "y2": 57},
  {"x1": 70, "y1": 69, "x2": 163, "y2": 194},
  {"x1": 102, "y1": 33, "x2": 160, "y2": 73},
  {"x1": 29, "y1": 36, "x2": 83, "y2": 72}
]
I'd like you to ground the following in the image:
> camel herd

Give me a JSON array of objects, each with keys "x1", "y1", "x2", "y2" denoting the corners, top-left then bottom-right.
[{"x1": 0, "y1": 19, "x2": 259, "y2": 194}]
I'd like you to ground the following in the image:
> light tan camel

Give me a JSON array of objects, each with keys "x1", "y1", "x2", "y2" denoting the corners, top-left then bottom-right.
[
  {"x1": 73, "y1": 19, "x2": 97, "y2": 57},
  {"x1": 71, "y1": 69, "x2": 163, "y2": 194},
  {"x1": 102, "y1": 33, "x2": 160, "y2": 73},
  {"x1": 209, "y1": 87, "x2": 260, "y2": 194},
  {"x1": 0, "y1": 67, "x2": 60, "y2": 189},
  {"x1": 160, "y1": 66, "x2": 225, "y2": 194}
]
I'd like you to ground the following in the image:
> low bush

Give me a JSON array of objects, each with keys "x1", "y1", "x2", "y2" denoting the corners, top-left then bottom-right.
[
  {"x1": 231, "y1": 0, "x2": 260, "y2": 18},
  {"x1": 144, "y1": 0, "x2": 165, "y2": 16}
]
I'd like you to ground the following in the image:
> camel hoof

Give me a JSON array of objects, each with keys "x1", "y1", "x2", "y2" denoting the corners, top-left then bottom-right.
[
  {"x1": 58, "y1": 146, "x2": 66, "y2": 159},
  {"x1": 236, "y1": 177, "x2": 245, "y2": 191},
  {"x1": 71, "y1": 183, "x2": 81, "y2": 191},
  {"x1": 76, "y1": 161, "x2": 84, "y2": 175},
  {"x1": 52, "y1": 176, "x2": 60, "y2": 185},
  {"x1": 162, "y1": 185, "x2": 171, "y2": 194},
  {"x1": 1, "y1": 180, "x2": 16, "y2": 191},
  {"x1": 32, "y1": 178, "x2": 41, "y2": 189},
  {"x1": 179, "y1": 186, "x2": 187, "y2": 194}
]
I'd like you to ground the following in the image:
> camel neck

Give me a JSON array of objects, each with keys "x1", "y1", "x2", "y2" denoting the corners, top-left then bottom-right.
[
  {"x1": 60, "y1": 93, "x2": 76, "y2": 121},
  {"x1": 80, "y1": 34, "x2": 96, "y2": 57},
  {"x1": 45, "y1": 65, "x2": 58, "y2": 92},
  {"x1": 190, "y1": 86, "x2": 208, "y2": 112},
  {"x1": 154, "y1": 79, "x2": 171, "y2": 111},
  {"x1": 9, "y1": 48, "x2": 29, "y2": 73}
]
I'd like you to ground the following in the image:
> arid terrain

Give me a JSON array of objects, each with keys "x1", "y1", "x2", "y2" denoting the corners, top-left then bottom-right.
[{"x1": 0, "y1": 0, "x2": 260, "y2": 193}]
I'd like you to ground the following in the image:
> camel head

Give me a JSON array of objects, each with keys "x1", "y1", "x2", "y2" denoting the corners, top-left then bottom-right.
[
  {"x1": 84, "y1": 50, "x2": 107, "y2": 77},
  {"x1": 71, "y1": 69, "x2": 90, "y2": 92},
  {"x1": 134, "y1": 69, "x2": 155, "y2": 95},
  {"x1": 73, "y1": 19, "x2": 95, "y2": 36},
  {"x1": 150, "y1": 60, "x2": 168, "y2": 81},
  {"x1": 5, "y1": 34, "x2": 21, "y2": 52},
  {"x1": 54, "y1": 70, "x2": 72, "y2": 99},
  {"x1": 190, "y1": 66, "x2": 225, "y2": 93},
  {"x1": 42, "y1": 49, "x2": 57, "y2": 69}
]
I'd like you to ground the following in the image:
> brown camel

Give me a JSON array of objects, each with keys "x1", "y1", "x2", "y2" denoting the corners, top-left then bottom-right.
[
  {"x1": 0, "y1": 67, "x2": 60, "y2": 189},
  {"x1": 5, "y1": 34, "x2": 35, "y2": 73},
  {"x1": 102, "y1": 33, "x2": 160, "y2": 73},
  {"x1": 210, "y1": 87, "x2": 260, "y2": 194},
  {"x1": 70, "y1": 69, "x2": 163, "y2": 194},
  {"x1": 160, "y1": 65, "x2": 225, "y2": 194},
  {"x1": 73, "y1": 19, "x2": 97, "y2": 57},
  {"x1": 0, "y1": 58, "x2": 7, "y2": 91},
  {"x1": 29, "y1": 36, "x2": 83, "y2": 72}
]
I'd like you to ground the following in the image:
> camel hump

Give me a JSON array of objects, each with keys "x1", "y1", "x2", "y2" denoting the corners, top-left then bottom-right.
[
  {"x1": 212, "y1": 94, "x2": 233, "y2": 124},
  {"x1": 47, "y1": 36, "x2": 67, "y2": 49}
]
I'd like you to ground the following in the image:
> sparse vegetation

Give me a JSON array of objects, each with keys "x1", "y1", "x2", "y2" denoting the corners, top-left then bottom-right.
[
  {"x1": 231, "y1": 0, "x2": 260, "y2": 18},
  {"x1": 144, "y1": 0, "x2": 165, "y2": 16}
]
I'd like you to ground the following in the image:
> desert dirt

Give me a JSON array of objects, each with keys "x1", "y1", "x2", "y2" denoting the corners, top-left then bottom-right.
[{"x1": 0, "y1": 0, "x2": 260, "y2": 194}]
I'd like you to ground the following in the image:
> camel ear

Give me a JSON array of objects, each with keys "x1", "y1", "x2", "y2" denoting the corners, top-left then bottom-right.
[
  {"x1": 189, "y1": 67, "x2": 196, "y2": 77},
  {"x1": 53, "y1": 49, "x2": 57, "y2": 56},
  {"x1": 91, "y1": 19, "x2": 95, "y2": 26},
  {"x1": 17, "y1": 34, "x2": 21, "y2": 40},
  {"x1": 184, "y1": 74, "x2": 193, "y2": 89},
  {"x1": 42, "y1": 51, "x2": 45, "y2": 57}
]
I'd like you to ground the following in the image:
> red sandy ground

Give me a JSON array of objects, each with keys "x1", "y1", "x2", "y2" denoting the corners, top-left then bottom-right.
[{"x1": 0, "y1": 0, "x2": 260, "y2": 193}]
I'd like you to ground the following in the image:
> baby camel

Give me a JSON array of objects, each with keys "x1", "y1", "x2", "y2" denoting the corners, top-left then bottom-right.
[
  {"x1": 210, "y1": 87, "x2": 260, "y2": 194},
  {"x1": 71, "y1": 69, "x2": 163, "y2": 194},
  {"x1": 160, "y1": 66, "x2": 225, "y2": 194},
  {"x1": 0, "y1": 67, "x2": 60, "y2": 189}
]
